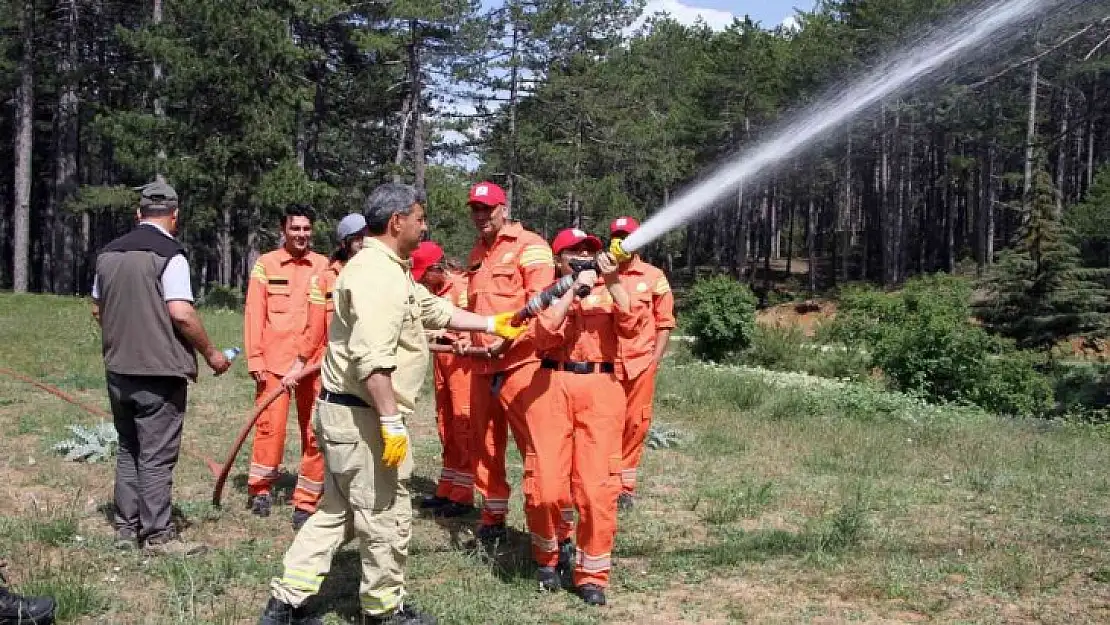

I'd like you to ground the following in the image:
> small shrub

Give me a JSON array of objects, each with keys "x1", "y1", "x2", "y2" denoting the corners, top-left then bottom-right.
[
  {"x1": 52, "y1": 422, "x2": 118, "y2": 462},
  {"x1": 684, "y1": 275, "x2": 758, "y2": 362}
]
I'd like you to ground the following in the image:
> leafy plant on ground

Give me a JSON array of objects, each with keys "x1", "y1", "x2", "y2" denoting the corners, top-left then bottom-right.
[{"x1": 52, "y1": 421, "x2": 118, "y2": 462}]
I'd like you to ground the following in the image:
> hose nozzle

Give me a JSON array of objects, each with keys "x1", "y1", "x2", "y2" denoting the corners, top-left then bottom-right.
[{"x1": 610, "y1": 238, "x2": 632, "y2": 264}]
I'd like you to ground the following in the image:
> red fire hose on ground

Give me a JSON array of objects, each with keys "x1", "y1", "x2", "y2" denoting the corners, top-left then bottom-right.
[
  {"x1": 0, "y1": 365, "x2": 224, "y2": 475},
  {"x1": 3, "y1": 341, "x2": 527, "y2": 509}
]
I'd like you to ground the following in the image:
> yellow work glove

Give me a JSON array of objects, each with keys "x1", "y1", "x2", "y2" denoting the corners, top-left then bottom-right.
[
  {"x1": 487, "y1": 311, "x2": 527, "y2": 341},
  {"x1": 379, "y1": 414, "x2": 409, "y2": 468}
]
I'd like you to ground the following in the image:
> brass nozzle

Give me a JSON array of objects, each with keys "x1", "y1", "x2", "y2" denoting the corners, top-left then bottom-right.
[{"x1": 610, "y1": 237, "x2": 632, "y2": 264}]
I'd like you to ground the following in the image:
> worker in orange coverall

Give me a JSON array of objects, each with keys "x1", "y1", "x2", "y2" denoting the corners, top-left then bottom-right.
[
  {"x1": 463, "y1": 181, "x2": 556, "y2": 545},
  {"x1": 298, "y1": 213, "x2": 369, "y2": 367},
  {"x1": 410, "y1": 241, "x2": 477, "y2": 518},
  {"x1": 608, "y1": 217, "x2": 676, "y2": 511},
  {"x1": 527, "y1": 228, "x2": 649, "y2": 607},
  {"x1": 244, "y1": 204, "x2": 330, "y2": 530}
]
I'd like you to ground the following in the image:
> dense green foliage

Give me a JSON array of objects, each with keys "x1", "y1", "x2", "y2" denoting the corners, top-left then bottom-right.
[{"x1": 684, "y1": 274, "x2": 758, "y2": 361}]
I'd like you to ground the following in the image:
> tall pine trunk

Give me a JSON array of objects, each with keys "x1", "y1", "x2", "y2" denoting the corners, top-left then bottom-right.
[
  {"x1": 52, "y1": 0, "x2": 81, "y2": 294},
  {"x1": 153, "y1": 0, "x2": 166, "y2": 167},
  {"x1": 13, "y1": 0, "x2": 35, "y2": 293},
  {"x1": 1023, "y1": 60, "x2": 1039, "y2": 215}
]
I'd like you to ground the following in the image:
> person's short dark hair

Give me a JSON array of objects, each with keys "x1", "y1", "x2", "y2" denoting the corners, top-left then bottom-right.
[
  {"x1": 282, "y1": 203, "x2": 316, "y2": 227},
  {"x1": 364, "y1": 184, "x2": 426, "y2": 235}
]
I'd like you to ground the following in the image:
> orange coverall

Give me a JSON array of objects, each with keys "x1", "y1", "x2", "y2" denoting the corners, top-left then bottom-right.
[
  {"x1": 244, "y1": 249, "x2": 329, "y2": 513},
  {"x1": 466, "y1": 222, "x2": 555, "y2": 526},
  {"x1": 617, "y1": 258, "x2": 676, "y2": 496},
  {"x1": 432, "y1": 271, "x2": 475, "y2": 505},
  {"x1": 528, "y1": 283, "x2": 649, "y2": 588}
]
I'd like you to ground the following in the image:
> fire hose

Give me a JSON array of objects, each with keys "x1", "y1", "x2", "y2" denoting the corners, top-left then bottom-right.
[
  {"x1": 210, "y1": 343, "x2": 495, "y2": 507},
  {"x1": 509, "y1": 238, "x2": 632, "y2": 326},
  {"x1": 0, "y1": 365, "x2": 223, "y2": 475}
]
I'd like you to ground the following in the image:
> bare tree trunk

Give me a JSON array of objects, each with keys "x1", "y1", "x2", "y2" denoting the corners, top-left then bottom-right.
[
  {"x1": 506, "y1": 22, "x2": 521, "y2": 216},
  {"x1": 393, "y1": 94, "x2": 412, "y2": 181},
  {"x1": 839, "y1": 131, "x2": 851, "y2": 283},
  {"x1": 807, "y1": 193, "x2": 816, "y2": 294},
  {"x1": 219, "y1": 204, "x2": 232, "y2": 285},
  {"x1": 51, "y1": 0, "x2": 80, "y2": 294},
  {"x1": 1056, "y1": 90, "x2": 1069, "y2": 218},
  {"x1": 736, "y1": 182, "x2": 749, "y2": 279},
  {"x1": 1087, "y1": 85, "x2": 1096, "y2": 191},
  {"x1": 409, "y1": 20, "x2": 425, "y2": 191},
  {"x1": 13, "y1": 0, "x2": 35, "y2": 293},
  {"x1": 154, "y1": 0, "x2": 166, "y2": 167},
  {"x1": 1023, "y1": 60, "x2": 1039, "y2": 214},
  {"x1": 80, "y1": 211, "x2": 90, "y2": 293}
]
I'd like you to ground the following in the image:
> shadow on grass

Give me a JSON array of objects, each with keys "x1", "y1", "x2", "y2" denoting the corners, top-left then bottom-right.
[{"x1": 231, "y1": 471, "x2": 297, "y2": 504}]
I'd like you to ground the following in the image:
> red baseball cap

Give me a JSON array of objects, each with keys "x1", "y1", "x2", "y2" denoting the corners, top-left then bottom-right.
[
  {"x1": 468, "y1": 182, "x2": 507, "y2": 208},
  {"x1": 610, "y1": 216, "x2": 640, "y2": 237},
  {"x1": 410, "y1": 241, "x2": 444, "y2": 281},
  {"x1": 551, "y1": 228, "x2": 602, "y2": 255}
]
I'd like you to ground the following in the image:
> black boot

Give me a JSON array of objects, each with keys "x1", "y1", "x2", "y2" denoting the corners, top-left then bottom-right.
[
  {"x1": 0, "y1": 586, "x2": 56, "y2": 625},
  {"x1": 536, "y1": 566, "x2": 561, "y2": 592},
  {"x1": 617, "y1": 492, "x2": 635, "y2": 512},
  {"x1": 418, "y1": 496, "x2": 450, "y2": 510},
  {"x1": 364, "y1": 603, "x2": 438, "y2": 624},
  {"x1": 557, "y1": 539, "x2": 574, "y2": 588},
  {"x1": 251, "y1": 493, "x2": 273, "y2": 518},
  {"x1": 291, "y1": 508, "x2": 312, "y2": 531},
  {"x1": 475, "y1": 523, "x2": 507, "y2": 548},
  {"x1": 575, "y1": 583, "x2": 606, "y2": 606},
  {"x1": 257, "y1": 597, "x2": 321, "y2": 625}
]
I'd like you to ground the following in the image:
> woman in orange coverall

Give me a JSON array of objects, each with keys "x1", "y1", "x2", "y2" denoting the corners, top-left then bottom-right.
[{"x1": 526, "y1": 228, "x2": 649, "y2": 607}]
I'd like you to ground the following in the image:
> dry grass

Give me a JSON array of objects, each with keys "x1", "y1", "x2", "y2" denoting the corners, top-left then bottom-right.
[{"x1": 1, "y1": 292, "x2": 1109, "y2": 624}]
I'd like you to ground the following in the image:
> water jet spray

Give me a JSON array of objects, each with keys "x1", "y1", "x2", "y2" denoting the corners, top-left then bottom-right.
[{"x1": 620, "y1": 0, "x2": 1079, "y2": 255}]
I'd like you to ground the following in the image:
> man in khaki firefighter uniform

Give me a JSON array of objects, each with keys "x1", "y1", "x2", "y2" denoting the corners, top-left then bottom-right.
[{"x1": 256, "y1": 183, "x2": 525, "y2": 625}]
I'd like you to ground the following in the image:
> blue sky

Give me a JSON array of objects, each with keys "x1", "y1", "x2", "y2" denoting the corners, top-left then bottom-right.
[{"x1": 636, "y1": 0, "x2": 815, "y2": 30}]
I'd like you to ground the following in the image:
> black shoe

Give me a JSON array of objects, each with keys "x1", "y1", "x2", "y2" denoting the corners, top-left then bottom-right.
[
  {"x1": 475, "y1": 523, "x2": 507, "y2": 547},
  {"x1": 575, "y1": 583, "x2": 606, "y2": 606},
  {"x1": 364, "y1": 603, "x2": 438, "y2": 624},
  {"x1": 557, "y1": 539, "x2": 574, "y2": 588},
  {"x1": 251, "y1": 494, "x2": 273, "y2": 518},
  {"x1": 257, "y1": 597, "x2": 321, "y2": 625},
  {"x1": 536, "y1": 566, "x2": 561, "y2": 592},
  {"x1": 617, "y1": 492, "x2": 634, "y2": 512},
  {"x1": 418, "y1": 496, "x2": 450, "y2": 510},
  {"x1": 0, "y1": 586, "x2": 56, "y2": 625},
  {"x1": 432, "y1": 502, "x2": 474, "y2": 518},
  {"x1": 291, "y1": 508, "x2": 312, "y2": 531},
  {"x1": 114, "y1": 528, "x2": 137, "y2": 551}
]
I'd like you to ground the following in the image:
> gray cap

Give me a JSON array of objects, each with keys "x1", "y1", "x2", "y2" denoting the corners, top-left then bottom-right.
[
  {"x1": 337, "y1": 213, "x2": 367, "y2": 241},
  {"x1": 134, "y1": 178, "x2": 178, "y2": 208}
]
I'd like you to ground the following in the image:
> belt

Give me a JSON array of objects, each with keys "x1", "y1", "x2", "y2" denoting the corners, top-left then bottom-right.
[
  {"x1": 541, "y1": 358, "x2": 615, "y2": 374},
  {"x1": 317, "y1": 389, "x2": 370, "y2": 408}
]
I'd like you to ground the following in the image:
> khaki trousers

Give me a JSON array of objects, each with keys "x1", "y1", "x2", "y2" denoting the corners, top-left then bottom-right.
[{"x1": 268, "y1": 398, "x2": 414, "y2": 617}]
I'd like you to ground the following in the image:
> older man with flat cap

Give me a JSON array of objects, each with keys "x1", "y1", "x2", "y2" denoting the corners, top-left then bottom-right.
[{"x1": 92, "y1": 178, "x2": 231, "y2": 556}]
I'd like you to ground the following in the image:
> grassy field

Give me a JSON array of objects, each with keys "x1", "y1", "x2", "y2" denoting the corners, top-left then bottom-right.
[{"x1": 1, "y1": 292, "x2": 1109, "y2": 624}]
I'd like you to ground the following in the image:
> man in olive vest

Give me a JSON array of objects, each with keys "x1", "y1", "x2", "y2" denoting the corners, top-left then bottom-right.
[{"x1": 92, "y1": 178, "x2": 231, "y2": 556}]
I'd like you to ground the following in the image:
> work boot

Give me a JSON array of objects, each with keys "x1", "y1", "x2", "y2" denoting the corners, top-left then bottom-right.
[
  {"x1": 257, "y1": 596, "x2": 322, "y2": 625},
  {"x1": 475, "y1": 523, "x2": 507, "y2": 549},
  {"x1": 291, "y1": 508, "x2": 312, "y2": 531},
  {"x1": 575, "y1": 583, "x2": 606, "y2": 606},
  {"x1": 0, "y1": 585, "x2": 56, "y2": 625},
  {"x1": 114, "y1": 528, "x2": 137, "y2": 551},
  {"x1": 432, "y1": 502, "x2": 474, "y2": 519},
  {"x1": 557, "y1": 539, "x2": 575, "y2": 588},
  {"x1": 536, "y1": 566, "x2": 561, "y2": 592},
  {"x1": 363, "y1": 603, "x2": 437, "y2": 625},
  {"x1": 143, "y1": 533, "x2": 207, "y2": 557},
  {"x1": 418, "y1": 496, "x2": 450, "y2": 510},
  {"x1": 251, "y1": 493, "x2": 273, "y2": 518},
  {"x1": 617, "y1": 492, "x2": 634, "y2": 512}
]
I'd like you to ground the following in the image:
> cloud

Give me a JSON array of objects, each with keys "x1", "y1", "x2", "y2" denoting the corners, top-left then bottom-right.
[{"x1": 629, "y1": 0, "x2": 736, "y2": 34}]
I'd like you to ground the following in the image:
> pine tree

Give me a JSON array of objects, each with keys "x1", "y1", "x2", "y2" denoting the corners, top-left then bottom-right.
[{"x1": 977, "y1": 166, "x2": 1110, "y2": 350}]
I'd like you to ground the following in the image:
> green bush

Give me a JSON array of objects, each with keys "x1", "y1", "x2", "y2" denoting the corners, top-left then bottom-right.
[
  {"x1": 823, "y1": 274, "x2": 1053, "y2": 417},
  {"x1": 684, "y1": 275, "x2": 758, "y2": 362}
]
